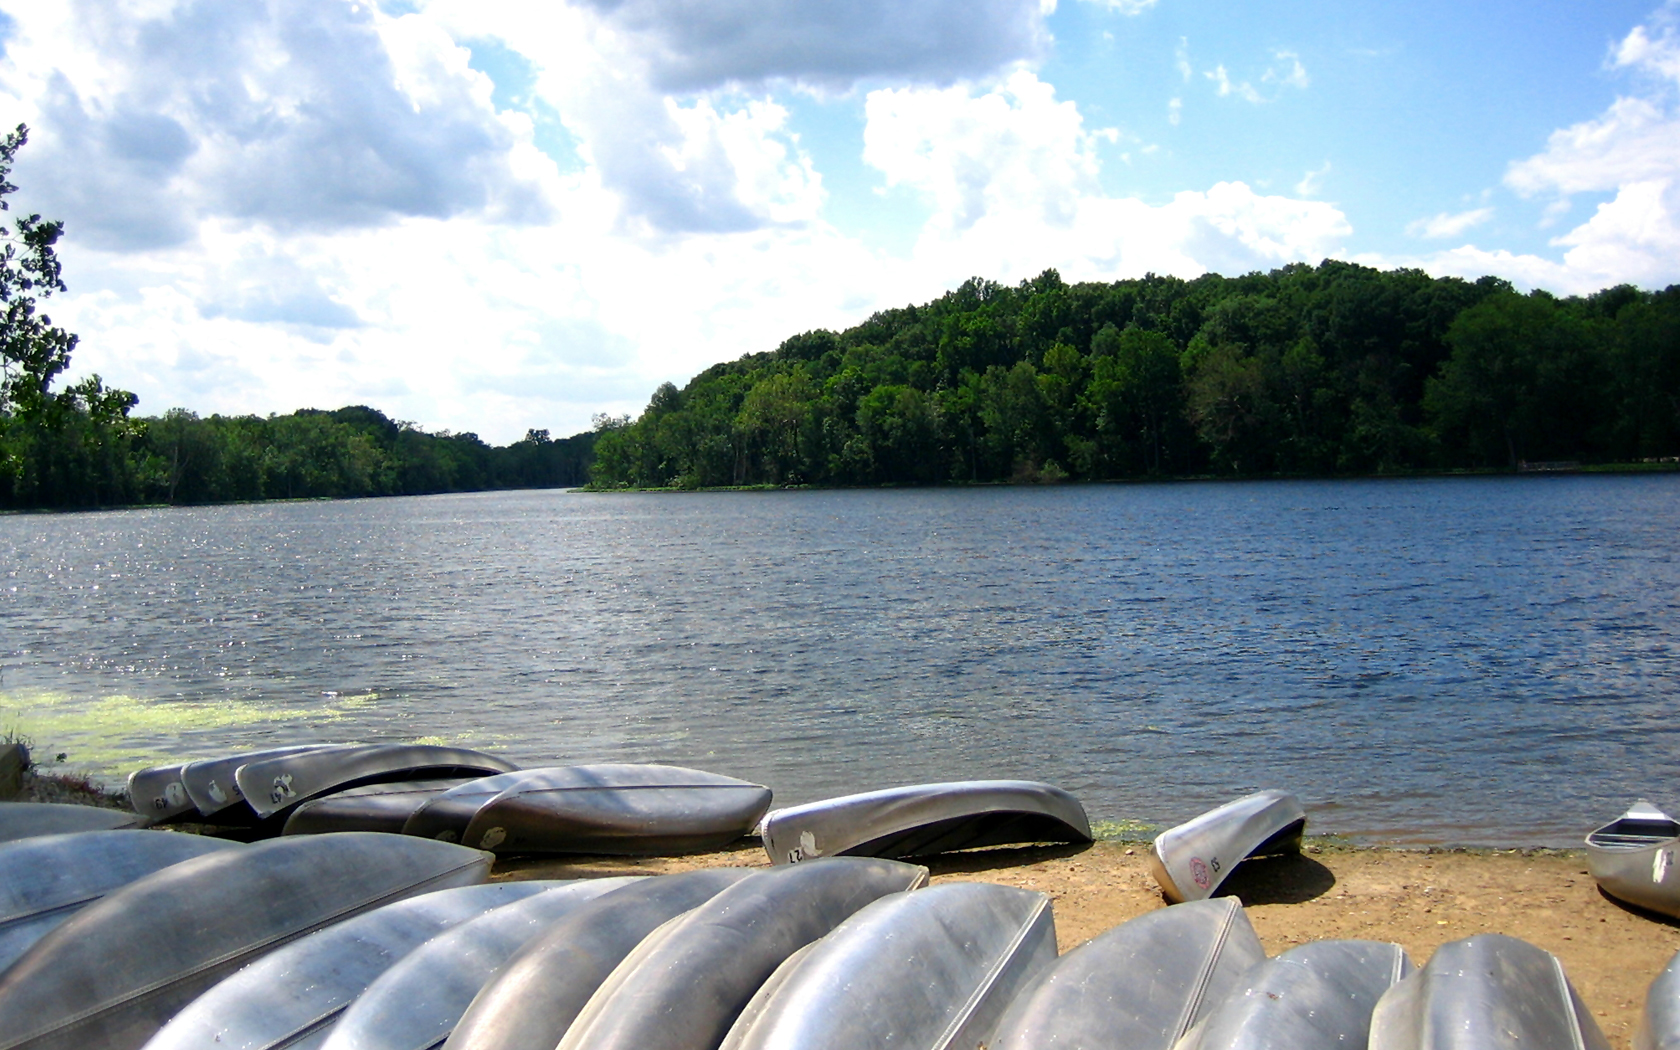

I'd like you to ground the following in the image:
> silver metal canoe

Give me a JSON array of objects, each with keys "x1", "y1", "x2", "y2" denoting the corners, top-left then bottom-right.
[
  {"x1": 718, "y1": 881, "x2": 1056, "y2": 1050},
  {"x1": 1585, "y1": 799, "x2": 1680, "y2": 918},
  {"x1": 142, "y1": 881, "x2": 580, "y2": 1050},
  {"x1": 0, "y1": 801, "x2": 140, "y2": 842},
  {"x1": 318, "y1": 878, "x2": 643, "y2": 1050},
  {"x1": 444, "y1": 868, "x2": 757, "y2": 1050},
  {"x1": 128, "y1": 763, "x2": 195, "y2": 822},
  {"x1": 1636, "y1": 947, "x2": 1680, "y2": 1050},
  {"x1": 758, "y1": 780, "x2": 1092, "y2": 865},
  {"x1": 0, "y1": 830, "x2": 239, "y2": 974},
  {"x1": 989, "y1": 897, "x2": 1268, "y2": 1050},
  {"x1": 283, "y1": 778, "x2": 478, "y2": 836},
  {"x1": 236, "y1": 744, "x2": 518, "y2": 820},
  {"x1": 1368, "y1": 934, "x2": 1610, "y2": 1050},
  {"x1": 1150, "y1": 790, "x2": 1306, "y2": 902},
  {"x1": 1173, "y1": 940, "x2": 1413, "y2": 1050},
  {"x1": 0, "y1": 832, "x2": 493, "y2": 1050},
  {"x1": 182, "y1": 745, "x2": 341, "y2": 819},
  {"x1": 555, "y1": 857, "x2": 929, "y2": 1050},
  {"x1": 413, "y1": 764, "x2": 772, "y2": 855}
]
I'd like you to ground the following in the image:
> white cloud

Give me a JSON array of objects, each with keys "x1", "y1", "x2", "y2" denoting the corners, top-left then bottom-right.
[
  {"x1": 1174, "y1": 37, "x2": 1191, "y2": 82},
  {"x1": 1167, "y1": 97, "x2": 1182, "y2": 125},
  {"x1": 1295, "y1": 161, "x2": 1330, "y2": 197},
  {"x1": 1078, "y1": 0, "x2": 1159, "y2": 13},
  {"x1": 1203, "y1": 49, "x2": 1308, "y2": 104},
  {"x1": 1406, "y1": 206, "x2": 1493, "y2": 239}
]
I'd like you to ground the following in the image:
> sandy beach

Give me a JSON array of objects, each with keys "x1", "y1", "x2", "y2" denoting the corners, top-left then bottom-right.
[{"x1": 498, "y1": 839, "x2": 1680, "y2": 1050}]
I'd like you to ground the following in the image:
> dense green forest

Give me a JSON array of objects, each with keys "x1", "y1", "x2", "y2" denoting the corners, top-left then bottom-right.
[{"x1": 588, "y1": 264, "x2": 1680, "y2": 488}]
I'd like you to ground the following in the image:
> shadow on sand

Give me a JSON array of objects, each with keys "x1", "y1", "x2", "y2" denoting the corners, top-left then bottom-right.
[{"x1": 1213, "y1": 851, "x2": 1338, "y2": 905}]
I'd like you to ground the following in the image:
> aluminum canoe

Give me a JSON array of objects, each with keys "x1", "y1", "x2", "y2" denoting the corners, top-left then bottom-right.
[
  {"x1": 182, "y1": 745, "x2": 341, "y2": 820},
  {"x1": 140, "y1": 881, "x2": 564, "y2": 1050},
  {"x1": 128, "y1": 763, "x2": 196, "y2": 822},
  {"x1": 758, "y1": 780, "x2": 1092, "y2": 865},
  {"x1": 0, "y1": 830, "x2": 239, "y2": 975},
  {"x1": 1585, "y1": 799, "x2": 1680, "y2": 918},
  {"x1": 1150, "y1": 790, "x2": 1306, "y2": 903},
  {"x1": 0, "y1": 832, "x2": 492, "y2": 1050},
  {"x1": 405, "y1": 763, "x2": 772, "y2": 855},
  {"x1": 719, "y1": 881, "x2": 1056, "y2": 1050},
  {"x1": 989, "y1": 897, "x2": 1267, "y2": 1050},
  {"x1": 1368, "y1": 934, "x2": 1610, "y2": 1050},
  {"x1": 0, "y1": 802, "x2": 140, "y2": 842},
  {"x1": 445, "y1": 869, "x2": 757, "y2": 1050},
  {"x1": 318, "y1": 878, "x2": 642, "y2": 1050},
  {"x1": 283, "y1": 778, "x2": 478, "y2": 836},
  {"x1": 555, "y1": 857, "x2": 928, "y2": 1050},
  {"x1": 235, "y1": 744, "x2": 518, "y2": 820},
  {"x1": 1173, "y1": 940, "x2": 1413, "y2": 1050},
  {"x1": 1637, "y1": 947, "x2": 1680, "y2": 1050}
]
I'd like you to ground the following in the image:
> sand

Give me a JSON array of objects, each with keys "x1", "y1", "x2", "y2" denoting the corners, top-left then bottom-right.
[{"x1": 497, "y1": 839, "x2": 1680, "y2": 1050}]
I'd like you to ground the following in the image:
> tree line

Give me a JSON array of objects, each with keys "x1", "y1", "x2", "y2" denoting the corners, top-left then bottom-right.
[{"x1": 588, "y1": 264, "x2": 1680, "y2": 488}]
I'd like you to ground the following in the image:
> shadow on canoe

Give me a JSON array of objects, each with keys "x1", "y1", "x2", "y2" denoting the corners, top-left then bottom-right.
[
  {"x1": 1208, "y1": 851, "x2": 1337, "y2": 904},
  {"x1": 919, "y1": 840, "x2": 1096, "y2": 875}
]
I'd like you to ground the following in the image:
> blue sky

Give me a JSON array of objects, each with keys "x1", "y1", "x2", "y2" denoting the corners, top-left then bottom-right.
[{"x1": 2, "y1": 0, "x2": 1677, "y2": 442}]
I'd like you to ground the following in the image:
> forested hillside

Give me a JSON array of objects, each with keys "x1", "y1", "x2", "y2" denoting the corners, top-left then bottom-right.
[{"x1": 588, "y1": 263, "x2": 1680, "y2": 488}]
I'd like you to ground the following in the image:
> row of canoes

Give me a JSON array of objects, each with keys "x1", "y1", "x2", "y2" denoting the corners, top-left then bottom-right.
[{"x1": 0, "y1": 826, "x2": 1644, "y2": 1050}]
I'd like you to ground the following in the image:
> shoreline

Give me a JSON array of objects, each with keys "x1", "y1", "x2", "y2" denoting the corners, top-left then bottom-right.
[{"x1": 497, "y1": 838, "x2": 1679, "y2": 1050}]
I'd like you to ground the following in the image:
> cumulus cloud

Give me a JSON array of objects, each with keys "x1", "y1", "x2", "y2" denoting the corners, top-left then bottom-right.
[
  {"x1": 1078, "y1": 0, "x2": 1159, "y2": 13},
  {"x1": 1407, "y1": 206, "x2": 1493, "y2": 239},
  {"x1": 1203, "y1": 49, "x2": 1308, "y2": 104},
  {"x1": 568, "y1": 0, "x2": 1051, "y2": 92},
  {"x1": 863, "y1": 72, "x2": 1350, "y2": 282},
  {"x1": 3, "y1": 0, "x2": 547, "y2": 250}
]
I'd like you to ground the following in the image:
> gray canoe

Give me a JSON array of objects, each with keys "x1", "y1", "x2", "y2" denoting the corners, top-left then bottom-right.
[
  {"x1": 283, "y1": 778, "x2": 478, "y2": 836},
  {"x1": 990, "y1": 897, "x2": 1268, "y2": 1050},
  {"x1": 1585, "y1": 799, "x2": 1680, "y2": 918},
  {"x1": 318, "y1": 878, "x2": 643, "y2": 1050},
  {"x1": 0, "y1": 832, "x2": 492, "y2": 1050},
  {"x1": 1150, "y1": 790, "x2": 1306, "y2": 903},
  {"x1": 1637, "y1": 947, "x2": 1680, "y2": 1050},
  {"x1": 1368, "y1": 934, "x2": 1610, "y2": 1050},
  {"x1": 759, "y1": 780, "x2": 1093, "y2": 865},
  {"x1": 236, "y1": 744, "x2": 518, "y2": 820},
  {"x1": 1173, "y1": 940, "x2": 1413, "y2": 1050},
  {"x1": 128, "y1": 763, "x2": 196, "y2": 822},
  {"x1": 182, "y1": 745, "x2": 341, "y2": 820},
  {"x1": 555, "y1": 857, "x2": 929, "y2": 1050},
  {"x1": 445, "y1": 869, "x2": 758, "y2": 1050},
  {"x1": 0, "y1": 801, "x2": 141, "y2": 842},
  {"x1": 0, "y1": 830, "x2": 239, "y2": 974},
  {"x1": 140, "y1": 881, "x2": 566, "y2": 1050},
  {"x1": 719, "y1": 882, "x2": 1056, "y2": 1050},
  {"x1": 405, "y1": 764, "x2": 772, "y2": 855}
]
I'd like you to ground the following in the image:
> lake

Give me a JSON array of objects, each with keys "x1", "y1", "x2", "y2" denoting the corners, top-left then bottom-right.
[{"x1": 4, "y1": 474, "x2": 1677, "y2": 846}]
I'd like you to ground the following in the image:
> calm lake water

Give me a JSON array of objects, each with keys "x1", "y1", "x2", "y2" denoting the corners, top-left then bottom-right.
[{"x1": 4, "y1": 475, "x2": 1678, "y2": 846}]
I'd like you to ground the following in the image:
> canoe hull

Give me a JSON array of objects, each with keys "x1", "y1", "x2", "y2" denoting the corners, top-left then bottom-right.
[
  {"x1": 282, "y1": 778, "x2": 476, "y2": 836},
  {"x1": 235, "y1": 745, "x2": 517, "y2": 820},
  {"x1": 760, "y1": 780, "x2": 1092, "y2": 865},
  {"x1": 1585, "y1": 800, "x2": 1680, "y2": 918},
  {"x1": 0, "y1": 802, "x2": 139, "y2": 843},
  {"x1": 1150, "y1": 790, "x2": 1306, "y2": 902}
]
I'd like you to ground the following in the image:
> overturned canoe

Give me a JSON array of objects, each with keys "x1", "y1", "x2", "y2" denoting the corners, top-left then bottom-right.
[
  {"x1": 0, "y1": 830, "x2": 238, "y2": 974},
  {"x1": 182, "y1": 745, "x2": 340, "y2": 821},
  {"x1": 319, "y1": 878, "x2": 642, "y2": 1050},
  {"x1": 720, "y1": 882, "x2": 1056, "y2": 1050},
  {"x1": 1369, "y1": 934, "x2": 1609, "y2": 1050},
  {"x1": 0, "y1": 833, "x2": 492, "y2": 1050},
  {"x1": 446, "y1": 869, "x2": 756, "y2": 1050},
  {"x1": 0, "y1": 801, "x2": 139, "y2": 842},
  {"x1": 141, "y1": 881, "x2": 562, "y2": 1050},
  {"x1": 1638, "y1": 948, "x2": 1680, "y2": 1050},
  {"x1": 236, "y1": 744, "x2": 517, "y2": 820},
  {"x1": 405, "y1": 764, "x2": 771, "y2": 855},
  {"x1": 283, "y1": 778, "x2": 478, "y2": 836},
  {"x1": 1150, "y1": 790, "x2": 1306, "y2": 903},
  {"x1": 1174, "y1": 939, "x2": 1413, "y2": 1050},
  {"x1": 128, "y1": 763, "x2": 196, "y2": 822},
  {"x1": 1586, "y1": 799, "x2": 1680, "y2": 918},
  {"x1": 556, "y1": 857, "x2": 928, "y2": 1050},
  {"x1": 759, "y1": 780, "x2": 1092, "y2": 865},
  {"x1": 990, "y1": 897, "x2": 1267, "y2": 1050}
]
